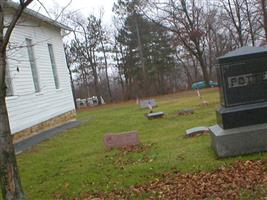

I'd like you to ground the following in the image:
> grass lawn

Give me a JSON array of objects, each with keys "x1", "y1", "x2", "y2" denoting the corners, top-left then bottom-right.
[{"x1": 17, "y1": 88, "x2": 267, "y2": 199}]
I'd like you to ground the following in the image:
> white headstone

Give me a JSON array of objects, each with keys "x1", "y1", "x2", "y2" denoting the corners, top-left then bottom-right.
[{"x1": 139, "y1": 99, "x2": 157, "y2": 109}]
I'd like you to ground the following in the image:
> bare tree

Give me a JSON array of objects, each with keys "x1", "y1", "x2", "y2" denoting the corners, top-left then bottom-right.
[
  {"x1": 96, "y1": 11, "x2": 113, "y2": 101},
  {"x1": 243, "y1": 0, "x2": 257, "y2": 46},
  {"x1": 0, "y1": 1, "x2": 34, "y2": 199},
  {"x1": 258, "y1": 0, "x2": 267, "y2": 43},
  {"x1": 64, "y1": 44, "x2": 78, "y2": 109},
  {"x1": 221, "y1": 0, "x2": 246, "y2": 47},
  {"x1": 70, "y1": 15, "x2": 103, "y2": 104},
  {"x1": 148, "y1": 0, "x2": 211, "y2": 84}
]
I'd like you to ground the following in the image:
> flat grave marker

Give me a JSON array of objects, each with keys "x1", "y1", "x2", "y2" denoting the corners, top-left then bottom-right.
[
  {"x1": 186, "y1": 127, "x2": 209, "y2": 137},
  {"x1": 146, "y1": 112, "x2": 165, "y2": 119},
  {"x1": 103, "y1": 131, "x2": 140, "y2": 149}
]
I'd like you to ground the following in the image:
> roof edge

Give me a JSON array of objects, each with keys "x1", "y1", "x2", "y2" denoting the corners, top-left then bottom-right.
[{"x1": 6, "y1": 1, "x2": 72, "y2": 31}]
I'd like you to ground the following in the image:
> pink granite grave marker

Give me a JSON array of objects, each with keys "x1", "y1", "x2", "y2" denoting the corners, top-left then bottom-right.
[{"x1": 103, "y1": 131, "x2": 140, "y2": 149}]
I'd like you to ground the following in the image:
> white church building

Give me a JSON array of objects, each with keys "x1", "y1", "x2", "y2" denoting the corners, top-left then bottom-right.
[{"x1": 5, "y1": 2, "x2": 76, "y2": 141}]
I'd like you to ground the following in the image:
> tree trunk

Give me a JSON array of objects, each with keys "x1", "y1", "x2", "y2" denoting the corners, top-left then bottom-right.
[
  {"x1": 191, "y1": 58, "x2": 198, "y2": 81},
  {"x1": 0, "y1": 51, "x2": 26, "y2": 200},
  {"x1": 176, "y1": 53, "x2": 193, "y2": 89},
  {"x1": 100, "y1": 40, "x2": 112, "y2": 101},
  {"x1": 182, "y1": 64, "x2": 193, "y2": 89},
  {"x1": 115, "y1": 50, "x2": 125, "y2": 98},
  {"x1": 118, "y1": 44, "x2": 127, "y2": 100},
  {"x1": 198, "y1": 56, "x2": 210, "y2": 85},
  {"x1": 194, "y1": 44, "x2": 209, "y2": 84},
  {"x1": 66, "y1": 58, "x2": 77, "y2": 109},
  {"x1": 260, "y1": 0, "x2": 267, "y2": 43},
  {"x1": 134, "y1": 15, "x2": 147, "y2": 97},
  {"x1": 157, "y1": 72, "x2": 161, "y2": 94},
  {"x1": 92, "y1": 66, "x2": 101, "y2": 105},
  {"x1": 91, "y1": 50, "x2": 102, "y2": 105},
  {"x1": 244, "y1": 0, "x2": 255, "y2": 46}
]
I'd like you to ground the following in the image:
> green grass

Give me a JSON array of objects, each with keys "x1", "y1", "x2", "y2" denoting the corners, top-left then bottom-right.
[{"x1": 16, "y1": 88, "x2": 267, "y2": 199}]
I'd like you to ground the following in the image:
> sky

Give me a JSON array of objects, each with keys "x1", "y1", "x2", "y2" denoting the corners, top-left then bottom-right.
[{"x1": 30, "y1": 0, "x2": 117, "y2": 25}]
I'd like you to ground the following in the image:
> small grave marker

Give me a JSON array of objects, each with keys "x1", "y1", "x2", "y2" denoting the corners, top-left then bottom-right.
[
  {"x1": 146, "y1": 112, "x2": 165, "y2": 119},
  {"x1": 139, "y1": 99, "x2": 157, "y2": 109},
  {"x1": 103, "y1": 131, "x2": 140, "y2": 149},
  {"x1": 76, "y1": 98, "x2": 87, "y2": 108},
  {"x1": 186, "y1": 127, "x2": 209, "y2": 137}
]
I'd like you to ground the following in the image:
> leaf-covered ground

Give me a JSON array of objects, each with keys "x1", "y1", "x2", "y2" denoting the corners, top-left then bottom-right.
[
  {"x1": 15, "y1": 88, "x2": 267, "y2": 199},
  {"x1": 80, "y1": 160, "x2": 267, "y2": 200}
]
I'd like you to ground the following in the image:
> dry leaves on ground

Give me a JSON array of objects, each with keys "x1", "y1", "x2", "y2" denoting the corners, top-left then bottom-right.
[
  {"x1": 78, "y1": 160, "x2": 267, "y2": 200},
  {"x1": 104, "y1": 144, "x2": 156, "y2": 169}
]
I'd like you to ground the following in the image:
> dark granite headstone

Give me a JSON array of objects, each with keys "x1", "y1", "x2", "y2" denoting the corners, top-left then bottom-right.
[
  {"x1": 217, "y1": 46, "x2": 267, "y2": 129},
  {"x1": 103, "y1": 131, "x2": 140, "y2": 149},
  {"x1": 210, "y1": 46, "x2": 267, "y2": 157}
]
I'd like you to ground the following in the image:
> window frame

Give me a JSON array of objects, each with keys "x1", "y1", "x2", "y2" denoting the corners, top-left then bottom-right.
[
  {"x1": 47, "y1": 43, "x2": 59, "y2": 89},
  {"x1": 26, "y1": 38, "x2": 40, "y2": 93},
  {"x1": 5, "y1": 62, "x2": 13, "y2": 96}
]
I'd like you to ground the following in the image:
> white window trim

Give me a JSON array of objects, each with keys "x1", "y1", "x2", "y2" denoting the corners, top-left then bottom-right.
[
  {"x1": 48, "y1": 43, "x2": 60, "y2": 89},
  {"x1": 5, "y1": 60, "x2": 14, "y2": 96},
  {"x1": 26, "y1": 38, "x2": 41, "y2": 93}
]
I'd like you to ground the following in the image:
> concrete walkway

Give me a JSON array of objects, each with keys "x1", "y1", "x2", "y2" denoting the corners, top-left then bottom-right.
[{"x1": 15, "y1": 120, "x2": 81, "y2": 154}]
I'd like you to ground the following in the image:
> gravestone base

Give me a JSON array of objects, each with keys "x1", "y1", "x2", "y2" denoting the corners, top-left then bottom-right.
[
  {"x1": 209, "y1": 123, "x2": 267, "y2": 158},
  {"x1": 216, "y1": 102, "x2": 267, "y2": 129}
]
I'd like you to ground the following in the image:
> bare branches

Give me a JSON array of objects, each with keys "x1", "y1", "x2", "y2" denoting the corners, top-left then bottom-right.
[
  {"x1": 2, "y1": 0, "x2": 34, "y2": 52},
  {"x1": 36, "y1": 0, "x2": 52, "y2": 18},
  {"x1": 54, "y1": 0, "x2": 72, "y2": 22},
  {"x1": 146, "y1": 0, "x2": 210, "y2": 83}
]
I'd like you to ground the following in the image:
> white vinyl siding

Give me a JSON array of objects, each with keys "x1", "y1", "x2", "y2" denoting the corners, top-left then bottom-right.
[
  {"x1": 48, "y1": 43, "x2": 59, "y2": 89},
  {"x1": 5, "y1": 11, "x2": 75, "y2": 134},
  {"x1": 26, "y1": 38, "x2": 40, "y2": 92}
]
